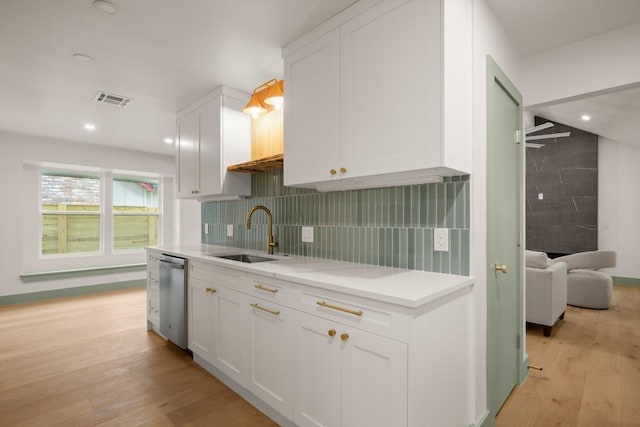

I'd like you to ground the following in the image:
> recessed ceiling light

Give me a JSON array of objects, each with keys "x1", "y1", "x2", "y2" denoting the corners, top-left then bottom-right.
[
  {"x1": 581, "y1": 114, "x2": 591, "y2": 121},
  {"x1": 72, "y1": 53, "x2": 95, "y2": 64},
  {"x1": 93, "y1": 0, "x2": 119, "y2": 14},
  {"x1": 164, "y1": 138, "x2": 173, "y2": 144},
  {"x1": 84, "y1": 123, "x2": 96, "y2": 131}
]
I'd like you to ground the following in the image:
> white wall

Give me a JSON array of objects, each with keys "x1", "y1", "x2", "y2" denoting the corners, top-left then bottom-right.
[
  {"x1": 598, "y1": 137, "x2": 640, "y2": 279},
  {"x1": 471, "y1": 0, "x2": 522, "y2": 422},
  {"x1": 521, "y1": 22, "x2": 640, "y2": 107},
  {"x1": 0, "y1": 130, "x2": 176, "y2": 297}
]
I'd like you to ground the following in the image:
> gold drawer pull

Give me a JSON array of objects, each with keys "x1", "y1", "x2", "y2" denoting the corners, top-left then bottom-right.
[
  {"x1": 316, "y1": 300, "x2": 363, "y2": 317},
  {"x1": 205, "y1": 287, "x2": 217, "y2": 294},
  {"x1": 330, "y1": 169, "x2": 337, "y2": 175},
  {"x1": 340, "y1": 167, "x2": 347, "y2": 174},
  {"x1": 251, "y1": 303, "x2": 280, "y2": 316},
  {"x1": 254, "y1": 284, "x2": 278, "y2": 293},
  {"x1": 328, "y1": 329, "x2": 336, "y2": 337},
  {"x1": 340, "y1": 333, "x2": 349, "y2": 342}
]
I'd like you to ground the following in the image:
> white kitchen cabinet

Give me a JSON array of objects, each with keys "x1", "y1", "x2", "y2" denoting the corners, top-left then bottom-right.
[
  {"x1": 176, "y1": 86, "x2": 251, "y2": 200},
  {"x1": 283, "y1": 0, "x2": 472, "y2": 191},
  {"x1": 146, "y1": 250, "x2": 161, "y2": 332},
  {"x1": 284, "y1": 28, "x2": 341, "y2": 186},
  {"x1": 188, "y1": 260, "x2": 248, "y2": 386},
  {"x1": 178, "y1": 254, "x2": 474, "y2": 427},
  {"x1": 293, "y1": 311, "x2": 408, "y2": 427},
  {"x1": 247, "y1": 296, "x2": 294, "y2": 419},
  {"x1": 188, "y1": 276, "x2": 216, "y2": 361}
]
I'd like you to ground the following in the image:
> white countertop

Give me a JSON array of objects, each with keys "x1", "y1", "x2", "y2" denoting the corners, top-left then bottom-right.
[{"x1": 148, "y1": 244, "x2": 474, "y2": 308}]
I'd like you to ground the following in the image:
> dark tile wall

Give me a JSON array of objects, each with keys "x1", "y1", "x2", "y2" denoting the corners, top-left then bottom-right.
[
  {"x1": 526, "y1": 116, "x2": 598, "y2": 256},
  {"x1": 201, "y1": 169, "x2": 471, "y2": 275}
]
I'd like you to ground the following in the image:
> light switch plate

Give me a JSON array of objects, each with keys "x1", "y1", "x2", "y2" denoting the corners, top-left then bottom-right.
[
  {"x1": 227, "y1": 224, "x2": 234, "y2": 237},
  {"x1": 434, "y1": 228, "x2": 449, "y2": 252},
  {"x1": 302, "y1": 226, "x2": 314, "y2": 243},
  {"x1": 204, "y1": 223, "x2": 209, "y2": 234},
  {"x1": 538, "y1": 193, "x2": 544, "y2": 200}
]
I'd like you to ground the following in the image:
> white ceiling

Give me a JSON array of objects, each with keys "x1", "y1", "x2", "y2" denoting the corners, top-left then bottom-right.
[
  {"x1": 486, "y1": 0, "x2": 640, "y2": 148},
  {"x1": 0, "y1": 0, "x2": 357, "y2": 155},
  {"x1": 2, "y1": 0, "x2": 640, "y2": 155}
]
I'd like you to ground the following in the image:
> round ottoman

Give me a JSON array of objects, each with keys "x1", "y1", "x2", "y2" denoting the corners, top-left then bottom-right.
[{"x1": 566, "y1": 269, "x2": 613, "y2": 309}]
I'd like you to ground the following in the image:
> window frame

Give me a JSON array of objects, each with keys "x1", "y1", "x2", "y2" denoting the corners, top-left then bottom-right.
[
  {"x1": 111, "y1": 174, "x2": 161, "y2": 253},
  {"x1": 38, "y1": 167, "x2": 162, "y2": 259}
]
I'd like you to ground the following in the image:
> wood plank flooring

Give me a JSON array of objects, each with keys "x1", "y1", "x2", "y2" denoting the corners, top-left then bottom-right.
[
  {"x1": 2, "y1": 285, "x2": 638, "y2": 426},
  {"x1": 497, "y1": 284, "x2": 640, "y2": 427},
  {"x1": 0, "y1": 288, "x2": 277, "y2": 427}
]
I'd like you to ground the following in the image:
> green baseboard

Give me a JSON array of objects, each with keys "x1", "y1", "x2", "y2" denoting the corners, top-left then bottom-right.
[
  {"x1": 613, "y1": 276, "x2": 640, "y2": 287},
  {"x1": 0, "y1": 279, "x2": 145, "y2": 307},
  {"x1": 471, "y1": 410, "x2": 493, "y2": 427}
]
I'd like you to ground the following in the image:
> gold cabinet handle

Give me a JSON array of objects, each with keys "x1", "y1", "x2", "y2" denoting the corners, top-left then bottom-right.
[
  {"x1": 340, "y1": 167, "x2": 347, "y2": 174},
  {"x1": 340, "y1": 333, "x2": 349, "y2": 342},
  {"x1": 328, "y1": 329, "x2": 336, "y2": 337},
  {"x1": 254, "y1": 284, "x2": 278, "y2": 293},
  {"x1": 250, "y1": 303, "x2": 280, "y2": 316},
  {"x1": 330, "y1": 169, "x2": 337, "y2": 175},
  {"x1": 316, "y1": 300, "x2": 363, "y2": 317},
  {"x1": 205, "y1": 287, "x2": 217, "y2": 294},
  {"x1": 494, "y1": 263, "x2": 508, "y2": 274}
]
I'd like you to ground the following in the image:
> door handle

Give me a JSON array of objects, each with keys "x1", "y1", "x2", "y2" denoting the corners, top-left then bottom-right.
[{"x1": 494, "y1": 263, "x2": 508, "y2": 274}]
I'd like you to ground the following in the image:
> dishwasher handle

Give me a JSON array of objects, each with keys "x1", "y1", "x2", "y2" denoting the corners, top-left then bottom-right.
[
  {"x1": 160, "y1": 262, "x2": 184, "y2": 270},
  {"x1": 159, "y1": 255, "x2": 186, "y2": 270}
]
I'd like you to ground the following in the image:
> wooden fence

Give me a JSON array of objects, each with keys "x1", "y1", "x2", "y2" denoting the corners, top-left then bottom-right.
[{"x1": 42, "y1": 204, "x2": 158, "y2": 254}]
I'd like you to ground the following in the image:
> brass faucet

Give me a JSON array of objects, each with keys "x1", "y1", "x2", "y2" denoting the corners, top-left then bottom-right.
[{"x1": 246, "y1": 205, "x2": 279, "y2": 254}]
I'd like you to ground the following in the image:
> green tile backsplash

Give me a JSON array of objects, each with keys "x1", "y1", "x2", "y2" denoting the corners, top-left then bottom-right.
[{"x1": 202, "y1": 170, "x2": 470, "y2": 275}]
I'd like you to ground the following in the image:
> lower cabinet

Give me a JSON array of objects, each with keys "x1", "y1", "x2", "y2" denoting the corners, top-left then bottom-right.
[
  {"x1": 293, "y1": 311, "x2": 408, "y2": 427},
  {"x1": 247, "y1": 296, "x2": 294, "y2": 419},
  {"x1": 188, "y1": 275, "x2": 247, "y2": 387},
  {"x1": 183, "y1": 260, "x2": 473, "y2": 427},
  {"x1": 146, "y1": 250, "x2": 161, "y2": 331}
]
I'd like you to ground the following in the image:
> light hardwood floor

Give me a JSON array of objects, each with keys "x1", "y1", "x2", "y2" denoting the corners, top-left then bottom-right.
[
  {"x1": 2, "y1": 285, "x2": 638, "y2": 426},
  {"x1": 497, "y1": 284, "x2": 640, "y2": 427},
  {"x1": 0, "y1": 288, "x2": 277, "y2": 427}
]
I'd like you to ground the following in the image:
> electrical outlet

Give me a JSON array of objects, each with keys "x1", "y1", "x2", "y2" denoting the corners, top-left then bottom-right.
[
  {"x1": 434, "y1": 228, "x2": 449, "y2": 252},
  {"x1": 302, "y1": 226, "x2": 314, "y2": 243},
  {"x1": 538, "y1": 193, "x2": 544, "y2": 200},
  {"x1": 204, "y1": 223, "x2": 209, "y2": 234},
  {"x1": 227, "y1": 224, "x2": 234, "y2": 237}
]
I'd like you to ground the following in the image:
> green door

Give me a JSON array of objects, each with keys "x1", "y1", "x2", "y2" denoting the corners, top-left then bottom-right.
[{"x1": 486, "y1": 55, "x2": 524, "y2": 418}]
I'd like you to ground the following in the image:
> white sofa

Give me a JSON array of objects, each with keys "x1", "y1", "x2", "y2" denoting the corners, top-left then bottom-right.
[
  {"x1": 554, "y1": 250, "x2": 616, "y2": 309},
  {"x1": 525, "y1": 250, "x2": 568, "y2": 337}
]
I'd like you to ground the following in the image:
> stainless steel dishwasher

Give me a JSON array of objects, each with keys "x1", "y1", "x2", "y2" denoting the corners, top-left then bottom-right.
[{"x1": 158, "y1": 254, "x2": 187, "y2": 349}]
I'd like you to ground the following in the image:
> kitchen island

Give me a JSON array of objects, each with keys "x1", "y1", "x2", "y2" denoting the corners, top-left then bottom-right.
[{"x1": 147, "y1": 244, "x2": 475, "y2": 427}]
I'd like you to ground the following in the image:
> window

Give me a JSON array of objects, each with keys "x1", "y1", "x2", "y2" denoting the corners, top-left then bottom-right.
[
  {"x1": 113, "y1": 177, "x2": 159, "y2": 250},
  {"x1": 39, "y1": 169, "x2": 161, "y2": 256},
  {"x1": 41, "y1": 171, "x2": 101, "y2": 255}
]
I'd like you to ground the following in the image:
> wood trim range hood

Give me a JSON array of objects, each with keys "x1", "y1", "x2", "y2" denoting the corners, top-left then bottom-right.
[{"x1": 227, "y1": 101, "x2": 284, "y2": 173}]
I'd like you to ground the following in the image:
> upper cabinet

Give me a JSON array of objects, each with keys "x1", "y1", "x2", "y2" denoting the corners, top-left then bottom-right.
[
  {"x1": 176, "y1": 86, "x2": 251, "y2": 200},
  {"x1": 283, "y1": 0, "x2": 472, "y2": 191}
]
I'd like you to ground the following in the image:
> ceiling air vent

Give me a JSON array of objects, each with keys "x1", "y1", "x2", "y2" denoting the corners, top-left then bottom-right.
[{"x1": 94, "y1": 91, "x2": 132, "y2": 107}]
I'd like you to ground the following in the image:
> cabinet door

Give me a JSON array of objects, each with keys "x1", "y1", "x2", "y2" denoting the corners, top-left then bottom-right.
[
  {"x1": 147, "y1": 283, "x2": 160, "y2": 330},
  {"x1": 247, "y1": 297, "x2": 293, "y2": 419},
  {"x1": 213, "y1": 286, "x2": 247, "y2": 387},
  {"x1": 284, "y1": 28, "x2": 342, "y2": 187},
  {"x1": 176, "y1": 112, "x2": 200, "y2": 198},
  {"x1": 197, "y1": 98, "x2": 223, "y2": 197},
  {"x1": 293, "y1": 312, "x2": 341, "y2": 427},
  {"x1": 341, "y1": 327, "x2": 408, "y2": 427},
  {"x1": 188, "y1": 277, "x2": 217, "y2": 364},
  {"x1": 340, "y1": 0, "x2": 442, "y2": 178}
]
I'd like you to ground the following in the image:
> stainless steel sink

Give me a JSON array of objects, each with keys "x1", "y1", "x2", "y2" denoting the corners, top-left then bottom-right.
[{"x1": 214, "y1": 254, "x2": 276, "y2": 263}]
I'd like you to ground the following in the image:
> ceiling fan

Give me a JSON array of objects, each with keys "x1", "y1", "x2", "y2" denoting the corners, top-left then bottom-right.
[{"x1": 525, "y1": 122, "x2": 570, "y2": 148}]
